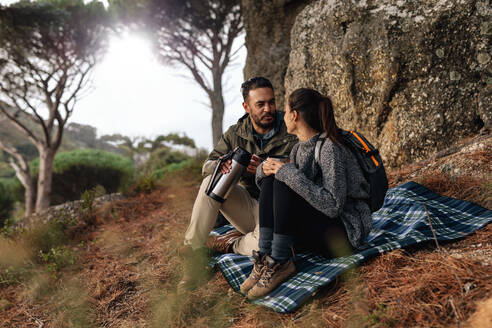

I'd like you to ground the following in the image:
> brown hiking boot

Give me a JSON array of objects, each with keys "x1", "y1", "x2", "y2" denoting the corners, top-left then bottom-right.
[
  {"x1": 177, "y1": 247, "x2": 210, "y2": 294},
  {"x1": 206, "y1": 229, "x2": 243, "y2": 254},
  {"x1": 239, "y1": 250, "x2": 266, "y2": 294},
  {"x1": 247, "y1": 255, "x2": 296, "y2": 300}
]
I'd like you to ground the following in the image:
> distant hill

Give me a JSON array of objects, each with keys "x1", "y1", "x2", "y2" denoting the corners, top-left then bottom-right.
[
  {"x1": 63, "y1": 122, "x2": 126, "y2": 155},
  {"x1": 0, "y1": 105, "x2": 126, "y2": 176},
  {"x1": 0, "y1": 104, "x2": 201, "y2": 182}
]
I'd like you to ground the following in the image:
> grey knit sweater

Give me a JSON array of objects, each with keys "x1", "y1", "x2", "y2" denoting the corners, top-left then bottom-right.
[{"x1": 256, "y1": 133, "x2": 372, "y2": 249}]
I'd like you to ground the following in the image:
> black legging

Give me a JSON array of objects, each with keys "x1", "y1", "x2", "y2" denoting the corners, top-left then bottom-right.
[{"x1": 259, "y1": 176, "x2": 353, "y2": 258}]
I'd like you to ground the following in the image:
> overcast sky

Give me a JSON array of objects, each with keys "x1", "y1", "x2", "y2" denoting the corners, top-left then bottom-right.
[{"x1": 0, "y1": 0, "x2": 247, "y2": 151}]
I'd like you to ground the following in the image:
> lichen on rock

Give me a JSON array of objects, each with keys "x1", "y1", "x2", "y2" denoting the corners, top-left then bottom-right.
[
  {"x1": 241, "y1": 0, "x2": 313, "y2": 110},
  {"x1": 243, "y1": 0, "x2": 491, "y2": 167}
]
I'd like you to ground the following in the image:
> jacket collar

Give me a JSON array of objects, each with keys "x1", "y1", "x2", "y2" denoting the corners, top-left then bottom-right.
[{"x1": 235, "y1": 113, "x2": 253, "y2": 141}]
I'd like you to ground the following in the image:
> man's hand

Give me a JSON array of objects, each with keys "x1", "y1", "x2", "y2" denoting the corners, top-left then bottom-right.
[
  {"x1": 262, "y1": 158, "x2": 287, "y2": 176},
  {"x1": 246, "y1": 154, "x2": 261, "y2": 174},
  {"x1": 219, "y1": 158, "x2": 232, "y2": 174}
]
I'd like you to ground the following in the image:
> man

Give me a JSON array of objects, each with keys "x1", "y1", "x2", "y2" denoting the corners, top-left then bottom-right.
[{"x1": 179, "y1": 77, "x2": 297, "y2": 289}]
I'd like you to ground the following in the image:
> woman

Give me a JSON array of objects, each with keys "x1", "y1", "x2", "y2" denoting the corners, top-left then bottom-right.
[{"x1": 240, "y1": 88, "x2": 372, "y2": 299}]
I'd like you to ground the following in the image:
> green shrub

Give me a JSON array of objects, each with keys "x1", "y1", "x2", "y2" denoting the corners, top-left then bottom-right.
[
  {"x1": 0, "y1": 211, "x2": 77, "y2": 287},
  {"x1": 0, "y1": 163, "x2": 15, "y2": 179},
  {"x1": 79, "y1": 185, "x2": 105, "y2": 225},
  {"x1": 13, "y1": 149, "x2": 135, "y2": 205},
  {"x1": 0, "y1": 266, "x2": 31, "y2": 285},
  {"x1": 0, "y1": 181, "x2": 14, "y2": 227},
  {"x1": 1, "y1": 177, "x2": 23, "y2": 205},
  {"x1": 125, "y1": 159, "x2": 194, "y2": 196},
  {"x1": 145, "y1": 148, "x2": 191, "y2": 173},
  {"x1": 122, "y1": 148, "x2": 193, "y2": 195},
  {"x1": 31, "y1": 149, "x2": 131, "y2": 175},
  {"x1": 150, "y1": 159, "x2": 194, "y2": 179},
  {"x1": 127, "y1": 174, "x2": 156, "y2": 195},
  {"x1": 25, "y1": 214, "x2": 77, "y2": 255},
  {"x1": 39, "y1": 245, "x2": 76, "y2": 273}
]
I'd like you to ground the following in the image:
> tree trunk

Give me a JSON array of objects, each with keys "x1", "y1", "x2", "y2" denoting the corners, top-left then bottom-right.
[
  {"x1": 35, "y1": 148, "x2": 55, "y2": 212},
  {"x1": 24, "y1": 179, "x2": 35, "y2": 217},
  {"x1": 7, "y1": 158, "x2": 35, "y2": 217},
  {"x1": 210, "y1": 71, "x2": 225, "y2": 148},
  {"x1": 210, "y1": 92, "x2": 225, "y2": 148}
]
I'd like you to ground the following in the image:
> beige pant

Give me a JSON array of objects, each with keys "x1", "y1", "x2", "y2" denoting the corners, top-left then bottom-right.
[{"x1": 184, "y1": 175, "x2": 260, "y2": 256}]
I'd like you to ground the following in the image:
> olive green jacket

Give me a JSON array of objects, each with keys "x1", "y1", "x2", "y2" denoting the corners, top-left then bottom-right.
[{"x1": 202, "y1": 112, "x2": 298, "y2": 198}]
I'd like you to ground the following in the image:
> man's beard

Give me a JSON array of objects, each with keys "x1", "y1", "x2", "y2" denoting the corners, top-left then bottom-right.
[{"x1": 251, "y1": 112, "x2": 276, "y2": 130}]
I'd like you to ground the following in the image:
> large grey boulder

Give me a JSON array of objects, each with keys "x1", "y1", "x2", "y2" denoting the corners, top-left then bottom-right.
[
  {"x1": 242, "y1": 0, "x2": 313, "y2": 110},
  {"x1": 284, "y1": 0, "x2": 491, "y2": 166}
]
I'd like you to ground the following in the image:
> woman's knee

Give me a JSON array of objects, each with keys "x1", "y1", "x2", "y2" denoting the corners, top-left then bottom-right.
[
  {"x1": 273, "y1": 178, "x2": 298, "y2": 198},
  {"x1": 259, "y1": 175, "x2": 275, "y2": 188},
  {"x1": 259, "y1": 175, "x2": 275, "y2": 204}
]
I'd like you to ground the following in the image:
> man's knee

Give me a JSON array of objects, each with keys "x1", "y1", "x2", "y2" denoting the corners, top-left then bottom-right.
[
  {"x1": 191, "y1": 175, "x2": 221, "y2": 218},
  {"x1": 200, "y1": 175, "x2": 212, "y2": 189},
  {"x1": 197, "y1": 175, "x2": 214, "y2": 199}
]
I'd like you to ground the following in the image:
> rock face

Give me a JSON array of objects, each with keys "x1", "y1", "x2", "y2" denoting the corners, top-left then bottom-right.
[
  {"x1": 242, "y1": 0, "x2": 313, "y2": 109},
  {"x1": 243, "y1": 0, "x2": 491, "y2": 166}
]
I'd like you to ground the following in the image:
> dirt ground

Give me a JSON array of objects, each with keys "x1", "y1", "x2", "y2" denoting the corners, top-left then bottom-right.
[{"x1": 1, "y1": 133, "x2": 491, "y2": 327}]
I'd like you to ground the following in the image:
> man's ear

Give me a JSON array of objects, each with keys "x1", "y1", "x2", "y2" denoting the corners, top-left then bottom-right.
[{"x1": 242, "y1": 101, "x2": 249, "y2": 113}]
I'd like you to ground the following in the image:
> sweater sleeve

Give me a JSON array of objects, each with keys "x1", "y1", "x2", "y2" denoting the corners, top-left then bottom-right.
[
  {"x1": 275, "y1": 141, "x2": 346, "y2": 218},
  {"x1": 256, "y1": 143, "x2": 300, "y2": 188},
  {"x1": 255, "y1": 161, "x2": 267, "y2": 188}
]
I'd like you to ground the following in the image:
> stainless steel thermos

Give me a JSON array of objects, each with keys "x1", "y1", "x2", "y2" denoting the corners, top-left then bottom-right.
[{"x1": 205, "y1": 147, "x2": 252, "y2": 203}]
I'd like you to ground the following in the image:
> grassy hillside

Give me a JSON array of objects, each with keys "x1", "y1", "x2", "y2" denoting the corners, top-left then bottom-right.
[{"x1": 0, "y1": 133, "x2": 490, "y2": 327}]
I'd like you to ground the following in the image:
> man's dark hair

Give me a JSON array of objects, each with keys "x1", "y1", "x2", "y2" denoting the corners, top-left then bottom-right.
[{"x1": 241, "y1": 77, "x2": 274, "y2": 101}]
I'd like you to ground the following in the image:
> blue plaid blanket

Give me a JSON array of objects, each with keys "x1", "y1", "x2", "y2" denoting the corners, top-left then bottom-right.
[{"x1": 209, "y1": 181, "x2": 492, "y2": 313}]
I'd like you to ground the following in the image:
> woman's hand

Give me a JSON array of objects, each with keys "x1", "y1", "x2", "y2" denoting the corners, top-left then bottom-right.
[{"x1": 262, "y1": 158, "x2": 287, "y2": 176}]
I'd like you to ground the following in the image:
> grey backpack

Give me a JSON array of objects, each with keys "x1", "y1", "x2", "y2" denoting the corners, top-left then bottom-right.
[{"x1": 315, "y1": 130, "x2": 388, "y2": 212}]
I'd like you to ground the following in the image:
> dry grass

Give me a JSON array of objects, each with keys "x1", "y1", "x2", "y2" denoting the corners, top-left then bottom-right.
[
  {"x1": 0, "y1": 143, "x2": 490, "y2": 327},
  {"x1": 357, "y1": 246, "x2": 491, "y2": 327},
  {"x1": 417, "y1": 173, "x2": 491, "y2": 209}
]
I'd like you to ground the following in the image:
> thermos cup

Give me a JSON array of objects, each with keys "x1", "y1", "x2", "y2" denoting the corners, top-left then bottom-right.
[
  {"x1": 268, "y1": 155, "x2": 290, "y2": 163},
  {"x1": 206, "y1": 147, "x2": 252, "y2": 203}
]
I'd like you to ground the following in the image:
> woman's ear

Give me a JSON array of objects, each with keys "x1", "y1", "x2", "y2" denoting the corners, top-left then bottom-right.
[{"x1": 292, "y1": 109, "x2": 299, "y2": 121}]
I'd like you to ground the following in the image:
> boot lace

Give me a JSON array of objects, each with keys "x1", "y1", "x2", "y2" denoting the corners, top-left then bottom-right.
[
  {"x1": 251, "y1": 262, "x2": 265, "y2": 279},
  {"x1": 257, "y1": 263, "x2": 279, "y2": 288}
]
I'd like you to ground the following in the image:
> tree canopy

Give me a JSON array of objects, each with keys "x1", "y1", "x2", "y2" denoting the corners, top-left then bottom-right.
[
  {"x1": 0, "y1": 0, "x2": 110, "y2": 213},
  {"x1": 110, "y1": 0, "x2": 243, "y2": 146},
  {"x1": 0, "y1": 0, "x2": 109, "y2": 151}
]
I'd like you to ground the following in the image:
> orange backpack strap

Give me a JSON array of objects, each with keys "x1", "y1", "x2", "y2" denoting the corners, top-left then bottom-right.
[{"x1": 349, "y1": 131, "x2": 379, "y2": 167}]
